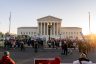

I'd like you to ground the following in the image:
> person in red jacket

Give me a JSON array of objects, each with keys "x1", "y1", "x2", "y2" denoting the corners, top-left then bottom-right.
[
  {"x1": 50, "y1": 57, "x2": 61, "y2": 64},
  {"x1": 0, "y1": 51, "x2": 16, "y2": 64}
]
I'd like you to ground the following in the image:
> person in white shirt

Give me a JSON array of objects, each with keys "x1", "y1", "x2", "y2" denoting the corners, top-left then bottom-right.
[
  {"x1": 73, "y1": 53, "x2": 93, "y2": 64},
  {"x1": 73, "y1": 42, "x2": 76, "y2": 50}
]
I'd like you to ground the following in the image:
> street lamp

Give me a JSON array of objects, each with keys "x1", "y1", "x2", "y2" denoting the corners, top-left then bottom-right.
[
  {"x1": 48, "y1": 22, "x2": 52, "y2": 41},
  {"x1": 59, "y1": 33, "x2": 61, "y2": 39},
  {"x1": 59, "y1": 33, "x2": 62, "y2": 42}
]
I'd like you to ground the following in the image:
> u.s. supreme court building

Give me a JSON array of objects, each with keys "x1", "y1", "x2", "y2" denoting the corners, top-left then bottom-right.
[{"x1": 17, "y1": 16, "x2": 82, "y2": 40}]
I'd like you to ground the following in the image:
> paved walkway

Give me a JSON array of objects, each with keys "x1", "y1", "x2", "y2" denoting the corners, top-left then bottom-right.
[{"x1": 0, "y1": 47, "x2": 96, "y2": 64}]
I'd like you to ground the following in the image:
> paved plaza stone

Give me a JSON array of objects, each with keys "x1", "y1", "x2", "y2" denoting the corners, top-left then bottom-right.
[{"x1": 0, "y1": 47, "x2": 96, "y2": 64}]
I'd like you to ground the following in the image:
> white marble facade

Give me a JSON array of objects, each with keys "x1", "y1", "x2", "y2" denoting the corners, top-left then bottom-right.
[{"x1": 17, "y1": 16, "x2": 82, "y2": 40}]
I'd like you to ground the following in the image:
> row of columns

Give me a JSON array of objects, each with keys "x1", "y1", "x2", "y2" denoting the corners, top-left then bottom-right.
[{"x1": 38, "y1": 22, "x2": 61, "y2": 36}]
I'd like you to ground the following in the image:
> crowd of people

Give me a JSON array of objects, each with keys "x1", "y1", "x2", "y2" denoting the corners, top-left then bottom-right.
[
  {"x1": 0, "y1": 35, "x2": 95, "y2": 64},
  {"x1": 3, "y1": 35, "x2": 95, "y2": 54}
]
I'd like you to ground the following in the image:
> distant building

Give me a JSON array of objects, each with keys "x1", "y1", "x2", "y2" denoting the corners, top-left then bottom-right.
[{"x1": 17, "y1": 16, "x2": 82, "y2": 40}]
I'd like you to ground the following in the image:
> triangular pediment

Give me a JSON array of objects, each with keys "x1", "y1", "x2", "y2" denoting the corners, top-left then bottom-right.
[{"x1": 37, "y1": 16, "x2": 62, "y2": 21}]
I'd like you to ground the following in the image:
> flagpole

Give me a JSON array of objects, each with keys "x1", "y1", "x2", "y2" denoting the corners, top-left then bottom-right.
[
  {"x1": 89, "y1": 12, "x2": 91, "y2": 34},
  {"x1": 9, "y1": 12, "x2": 11, "y2": 34}
]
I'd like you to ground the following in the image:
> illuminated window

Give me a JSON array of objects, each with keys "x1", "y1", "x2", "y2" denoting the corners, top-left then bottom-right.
[
  {"x1": 69, "y1": 32, "x2": 70, "y2": 35},
  {"x1": 34, "y1": 32, "x2": 36, "y2": 34},
  {"x1": 29, "y1": 32, "x2": 30, "y2": 34},
  {"x1": 77, "y1": 32, "x2": 78, "y2": 34},
  {"x1": 23, "y1": 32, "x2": 25, "y2": 35},
  {"x1": 26, "y1": 32, "x2": 28, "y2": 34},
  {"x1": 31, "y1": 32, "x2": 33, "y2": 35},
  {"x1": 71, "y1": 32, "x2": 73, "y2": 34},
  {"x1": 21, "y1": 32, "x2": 22, "y2": 34},
  {"x1": 63, "y1": 32, "x2": 65, "y2": 34}
]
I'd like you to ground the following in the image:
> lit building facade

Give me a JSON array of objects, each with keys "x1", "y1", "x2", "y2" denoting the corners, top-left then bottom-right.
[{"x1": 17, "y1": 16, "x2": 82, "y2": 40}]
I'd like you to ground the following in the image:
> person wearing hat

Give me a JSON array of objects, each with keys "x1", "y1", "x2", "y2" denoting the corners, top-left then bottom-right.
[
  {"x1": 73, "y1": 53, "x2": 93, "y2": 64},
  {"x1": 0, "y1": 51, "x2": 16, "y2": 64}
]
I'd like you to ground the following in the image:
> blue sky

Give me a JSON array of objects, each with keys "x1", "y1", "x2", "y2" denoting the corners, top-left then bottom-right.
[{"x1": 0, "y1": 0, "x2": 96, "y2": 35}]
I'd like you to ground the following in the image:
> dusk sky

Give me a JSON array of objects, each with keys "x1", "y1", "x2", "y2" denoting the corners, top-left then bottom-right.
[{"x1": 0, "y1": 0, "x2": 96, "y2": 35}]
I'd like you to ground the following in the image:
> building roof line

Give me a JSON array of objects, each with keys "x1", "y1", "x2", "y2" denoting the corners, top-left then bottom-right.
[
  {"x1": 18, "y1": 27, "x2": 37, "y2": 29},
  {"x1": 37, "y1": 15, "x2": 62, "y2": 21},
  {"x1": 61, "y1": 27, "x2": 82, "y2": 29}
]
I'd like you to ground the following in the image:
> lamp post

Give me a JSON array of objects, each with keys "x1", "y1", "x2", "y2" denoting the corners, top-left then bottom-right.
[
  {"x1": 59, "y1": 33, "x2": 61, "y2": 40},
  {"x1": 89, "y1": 12, "x2": 91, "y2": 34},
  {"x1": 59, "y1": 33, "x2": 62, "y2": 42},
  {"x1": 9, "y1": 12, "x2": 11, "y2": 34},
  {"x1": 48, "y1": 22, "x2": 52, "y2": 41}
]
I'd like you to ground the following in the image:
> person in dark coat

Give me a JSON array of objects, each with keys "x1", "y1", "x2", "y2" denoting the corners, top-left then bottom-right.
[
  {"x1": 27, "y1": 38, "x2": 31, "y2": 46},
  {"x1": 20, "y1": 40, "x2": 25, "y2": 51},
  {"x1": 31, "y1": 40, "x2": 34, "y2": 48},
  {"x1": 61, "y1": 41, "x2": 68, "y2": 55},
  {"x1": 34, "y1": 41, "x2": 38, "y2": 53}
]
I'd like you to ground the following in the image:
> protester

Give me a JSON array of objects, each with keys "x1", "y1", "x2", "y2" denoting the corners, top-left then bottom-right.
[
  {"x1": 20, "y1": 40, "x2": 25, "y2": 51},
  {"x1": 73, "y1": 42, "x2": 76, "y2": 50},
  {"x1": 73, "y1": 53, "x2": 93, "y2": 64},
  {"x1": 34, "y1": 41, "x2": 38, "y2": 53},
  {"x1": 0, "y1": 51, "x2": 16, "y2": 64},
  {"x1": 61, "y1": 41, "x2": 68, "y2": 55}
]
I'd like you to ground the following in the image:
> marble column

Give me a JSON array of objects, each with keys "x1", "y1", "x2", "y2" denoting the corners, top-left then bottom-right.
[
  {"x1": 39, "y1": 22, "x2": 40, "y2": 34},
  {"x1": 44, "y1": 22, "x2": 45, "y2": 35},
  {"x1": 50, "y1": 22, "x2": 52, "y2": 35},
  {"x1": 39, "y1": 22, "x2": 40, "y2": 35},
  {"x1": 54, "y1": 22, "x2": 55, "y2": 35},
  {"x1": 52, "y1": 22, "x2": 54, "y2": 35},
  {"x1": 47, "y1": 22, "x2": 48, "y2": 35},
  {"x1": 41, "y1": 22, "x2": 42, "y2": 35},
  {"x1": 45, "y1": 22, "x2": 47, "y2": 35},
  {"x1": 57, "y1": 22, "x2": 58, "y2": 35},
  {"x1": 55, "y1": 23, "x2": 57, "y2": 35}
]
